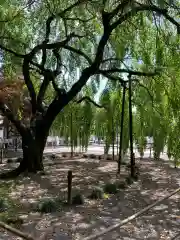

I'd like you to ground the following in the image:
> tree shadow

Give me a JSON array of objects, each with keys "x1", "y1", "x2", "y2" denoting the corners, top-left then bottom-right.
[{"x1": 1, "y1": 156, "x2": 180, "y2": 239}]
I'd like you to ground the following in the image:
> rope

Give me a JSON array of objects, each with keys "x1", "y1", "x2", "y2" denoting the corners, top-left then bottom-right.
[
  {"x1": 83, "y1": 188, "x2": 180, "y2": 240},
  {"x1": 0, "y1": 220, "x2": 35, "y2": 240}
]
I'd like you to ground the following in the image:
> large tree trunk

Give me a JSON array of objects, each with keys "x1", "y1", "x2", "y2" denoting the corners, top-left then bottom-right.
[{"x1": 0, "y1": 129, "x2": 47, "y2": 179}]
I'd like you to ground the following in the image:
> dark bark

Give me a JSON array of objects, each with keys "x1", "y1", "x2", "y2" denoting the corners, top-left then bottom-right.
[
  {"x1": 118, "y1": 84, "x2": 126, "y2": 174},
  {"x1": 128, "y1": 76, "x2": 135, "y2": 178},
  {"x1": 0, "y1": 127, "x2": 47, "y2": 179}
]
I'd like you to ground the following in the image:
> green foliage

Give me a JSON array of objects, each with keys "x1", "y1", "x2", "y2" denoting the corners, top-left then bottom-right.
[
  {"x1": 116, "y1": 181, "x2": 127, "y2": 190},
  {"x1": 125, "y1": 176, "x2": 134, "y2": 185},
  {"x1": 37, "y1": 199, "x2": 59, "y2": 213},
  {"x1": 72, "y1": 193, "x2": 84, "y2": 205},
  {"x1": 104, "y1": 183, "x2": 118, "y2": 194},
  {"x1": 88, "y1": 187, "x2": 104, "y2": 200}
]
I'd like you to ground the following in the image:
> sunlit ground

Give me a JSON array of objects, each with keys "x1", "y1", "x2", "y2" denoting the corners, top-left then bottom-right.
[{"x1": 0, "y1": 155, "x2": 180, "y2": 239}]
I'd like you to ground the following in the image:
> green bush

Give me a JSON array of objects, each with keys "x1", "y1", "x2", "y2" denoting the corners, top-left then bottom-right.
[
  {"x1": 89, "y1": 154, "x2": 96, "y2": 159},
  {"x1": 117, "y1": 181, "x2": 127, "y2": 190},
  {"x1": 125, "y1": 176, "x2": 134, "y2": 185},
  {"x1": 37, "y1": 199, "x2": 58, "y2": 213},
  {"x1": 0, "y1": 198, "x2": 8, "y2": 212},
  {"x1": 72, "y1": 193, "x2": 84, "y2": 205},
  {"x1": 88, "y1": 187, "x2": 104, "y2": 200},
  {"x1": 7, "y1": 159, "x2": 13, "y2": 163},
  {"x1": 16, "y1": 157, "x2": 22, "y2": 163},
  {"x1": 104, "y1": 183, "x2": 118, "y2": 194}
]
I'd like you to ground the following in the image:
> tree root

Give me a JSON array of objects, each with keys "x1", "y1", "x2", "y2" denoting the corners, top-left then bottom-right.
[{"x1": 0, "y1": 164, "x2": 26, "y2": 179}]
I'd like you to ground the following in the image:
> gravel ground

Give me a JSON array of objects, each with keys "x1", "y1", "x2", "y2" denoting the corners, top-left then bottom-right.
[{"x1": 0, "y1": 156, "x2": 180, "y2": 240}]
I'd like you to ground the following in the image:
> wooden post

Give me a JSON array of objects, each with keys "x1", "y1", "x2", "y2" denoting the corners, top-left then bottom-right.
[
  {"x1": 67, "y1": 170, "x2": 73, "y2": 204},
  {"x1": 0, "y1": 147, "x2": 3, "y2": 164}
]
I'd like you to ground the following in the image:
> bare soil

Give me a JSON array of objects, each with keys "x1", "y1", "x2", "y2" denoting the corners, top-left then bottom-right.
[{"x1": 0, "y1": 155, "x2": 180, "y2": 240}]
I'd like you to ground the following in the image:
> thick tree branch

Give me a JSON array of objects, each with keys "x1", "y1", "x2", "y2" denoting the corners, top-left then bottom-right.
[
  {"x1": 0, "y1": 44, "x2": 24, "y2": 58},
  {"x1": 44, "y1": 0, "x2": 89, "y2": 41},
  {"x1": 111, "y1": 3, "x2": 180, "y2": 33},
  {"x1": 99, "y1": 68, "x2": 158, "y2": 77},
  {"x1": 63, "y1": 46, "x2": 92, "y2": 65},
  {"x1": 76, "y1": 96, "x2": 105, "y2": 109},
  {"x1": 22, "y1": 58, "x2": 37, "y2": 114},
  {"x1": 0, "y1": 103, "x2": 27, "y2": 137}
]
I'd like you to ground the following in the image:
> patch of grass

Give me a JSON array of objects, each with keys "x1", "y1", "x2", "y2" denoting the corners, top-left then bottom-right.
[
  {"x1": 72, "y1": 193, "x2": 84, "y2": 205},
  {"x1": 37, "y1": 198, "x2": 58, "y2": 213},
  {"x1": 104, "y1": 183, "x2": 118, "y2": 194},
  {"x1": 88, "y1": 187, "x2": 104, "y2": 200}
]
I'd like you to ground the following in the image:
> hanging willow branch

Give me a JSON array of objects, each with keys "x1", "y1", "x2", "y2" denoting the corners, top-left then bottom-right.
[{"x1": 76, "y1": 96, "x2": 107, "y2": 109}]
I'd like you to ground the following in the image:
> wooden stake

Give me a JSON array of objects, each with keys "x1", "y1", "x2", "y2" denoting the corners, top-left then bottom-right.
[{"x1": 67, "y1": 170, "x2": 73, "y2": 204}]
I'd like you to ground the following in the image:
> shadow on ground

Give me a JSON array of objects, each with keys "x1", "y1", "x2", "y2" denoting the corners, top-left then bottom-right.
[{"x1": 0, "y1": 156, "x2": 180, "y2": 239}]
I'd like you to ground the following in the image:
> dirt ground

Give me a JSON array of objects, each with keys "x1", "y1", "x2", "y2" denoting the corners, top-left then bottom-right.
[{"x1": 0, "y1": 155, "x2": 180, "y2": 240}]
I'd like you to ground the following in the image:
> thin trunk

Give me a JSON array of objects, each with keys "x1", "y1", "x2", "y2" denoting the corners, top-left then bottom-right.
[
  {"x1": 70, "y1": 112, "x2": 73, "y2": 158},
  {"x1": 118, "y1": 84, "x2": 126, "y2": 174},
  {"x1": 112, "y1": 116, "x2": 115, "y2": 161},
  {"x1": 116, "y1": 123, "x2": 119, "y2": 156},
  {"x1": 128, "y1": 76, "x2": 135, "y2": 178}
]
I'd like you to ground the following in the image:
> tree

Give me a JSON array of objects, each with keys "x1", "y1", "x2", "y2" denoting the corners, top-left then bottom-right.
[{"x1": 0, "y1": 0, "x2": 179, "y2": 178}]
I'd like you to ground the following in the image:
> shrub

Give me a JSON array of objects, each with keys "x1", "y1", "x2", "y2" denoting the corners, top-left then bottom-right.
[
  {"x1": 89, "y1": 154, "x2": 96, "y2": 159},
  {"x1": 117, "y1": 181, "x2": 127, "y2": 190},
  {"x1": 51, "y1": 154, "x2": 56, "y2": 159},
  {"x1": 83, "y1": 154, "x2": 88, "y2": 158},
  {"x1": 88, "y1": 187, "x2": 104, "y2": 200},
  {"x1": 37, "y1": 199, "x2": 57, "y2": 213},
  {"x1": 125, "y1": 176, "x2": 134, "y2": 185},
  {"x1": 106, "y1": 155, "x2": 112, "y2": 160},
  {"x1": 72, "y1": 193, "x2": 84, "y2": 205},
  {"x1": 104, "y1": 183, "x2": 118, "y2": 194},
  {"x1": 62, "y1": 153, "x2": 67, "y2": 158},
  {"x1": 7, "y1": 159, "x2": 13, "y2": 163},
  {"x1": 0, "y1": 198, "x2": 8, "y2": 212},
  {"x1": 16, "y1": 157, "x2": 22, "y2": 163}
]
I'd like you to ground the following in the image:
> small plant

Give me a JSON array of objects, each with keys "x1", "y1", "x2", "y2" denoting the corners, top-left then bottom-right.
[
  {"x1": 37, "y1": 199, "x2": 57, "y2": 213},
  {"x1": 83, "y1": 154, "x2": 88, "y2": 158},
  {"x1": 0, "y1": 198, "x2": 8, "y2": 212},
  {"x1": 72, "y1": 193, "x2": 84, "y2": 205},
  {"x1": 16, "y1": 157, "x2": 22, "y2": 163},
  {"x1": 51, "y1": 154, "x2": 56, "y2": 160},
  {"x1": 88, "y1": 187, "x2": 104, "y2": 200},
  {"x1": 89, "y1": 154, "x2": 96, "y2": 159},
  {"x1": 125, "y1": 176, "x2": 134, "y2": 185},
  {"x1": 117, "y1": 181, "x2": 127, "y2": 190},
  {"x1": 104, "y1": 183, "x2": 118, "y2": 194},
  {"x1": 106, "y1": 155, "x2": 112, "y2": 160},
  {"x1": 7, "y1": 159, "x2": 13, "y2": 163}
]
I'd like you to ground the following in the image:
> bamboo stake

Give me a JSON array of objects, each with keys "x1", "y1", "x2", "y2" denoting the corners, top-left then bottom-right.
[
  {"x1": 84, "y1": 188, "x2": 180, "y2": 240},
  {"x1": 0, "y1": 220, "x2": 35, "y2": 240}
]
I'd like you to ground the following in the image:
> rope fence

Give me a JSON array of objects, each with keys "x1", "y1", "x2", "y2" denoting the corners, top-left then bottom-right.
[
  {"x1": 83, "y1": 187, "x2": 180, "y2": 240},
  {"x1": 0, "y1": 187, "x2": 180, "y2": 240}
]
